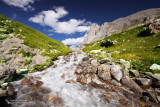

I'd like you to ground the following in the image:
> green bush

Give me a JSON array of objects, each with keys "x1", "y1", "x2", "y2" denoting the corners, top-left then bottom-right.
[
  {"x1": 18, "y1": 50, "x2": 35, "y2": 57},
  {"x1": 100, "y1": 40, "x2": 114, "y2": 48},
  {"x1": 25, "y1": 59, "x2": 32, "y2": 65},
  {"x1": 131, "y1": 61, "x2": 144, "y2": 71},
  {"x1": 33, "y1": 65, "x2": 46, "y2": 71}
]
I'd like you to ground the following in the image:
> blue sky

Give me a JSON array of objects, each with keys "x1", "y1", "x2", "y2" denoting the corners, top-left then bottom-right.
[{"x1": 0, "y1": 0, "x2": 160, "y2": 46}]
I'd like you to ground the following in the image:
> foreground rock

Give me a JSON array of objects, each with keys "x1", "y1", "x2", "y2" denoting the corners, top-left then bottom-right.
[
  {"x1": 110, "y1": 65, "x2": 123, "y2": 81},
  {"x1": 12, "y1": 76, "x2": 65, "y2": 107},
  {"x1": 121, "y1": 76, "x2": 144, "y2": 94},
  {"x1": 0, "y1": 84, "x2": 15, "y2": 106},
  {"x1": 75, "y1": 55, "x2": 160, "y2": 105}
]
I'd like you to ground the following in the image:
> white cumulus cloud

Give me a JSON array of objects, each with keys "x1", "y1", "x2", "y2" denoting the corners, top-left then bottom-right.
[
  {"x1": 62, "y1": 36, "x2": 85, "y2": 46},
  {"x1": 29, "y1": 7, "x2": 91, "y2": 34},
  {"x1": 2, "y1": 0, "x2": 35, "y2": 11}
]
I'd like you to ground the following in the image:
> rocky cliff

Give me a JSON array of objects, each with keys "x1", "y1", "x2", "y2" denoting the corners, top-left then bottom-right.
[{"x1": 83, "y1": 8, "x2": 160, "y2": 44}]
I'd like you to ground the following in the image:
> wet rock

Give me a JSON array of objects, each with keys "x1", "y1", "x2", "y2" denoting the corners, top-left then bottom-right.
[
  {"x1": 142, "y1": 92, "x2": 159, "y2": 103},
  {"x1": 21, "y1": 77, "x2": 43, "y2": 86},
  {"x1": 20, "y1": 91, "x2": 43, "y2": 101},
  {"x1": 119, "y1": 98, "x2": 128, "y2": 105},
  {"x1": 91, "y1": 59, "x2": 98, "y2": 66},
  {"x1": 29, "y1": 86, "x2": 51, "y2": 94},
  {"x1": 155, "y1": 88, "x2": 160, "y2": 94},
  {"x1": 151, "y1": 81, "x2": 160, "y2": 88},
  {"x1": 140, "y1": 96, "x2": 150, "y2": 102},
  {"x1": 80, "y1": 60, "x2": 90, "y2": 67},
  {"x1": 90, "y1": 66, "x2": 97, "y2": 74},
  {"x1": 152, "y1": 73, "x2": 160, "y2": 81},
  {"x1": 82, "y1": 57, "x2": 90, "y2": 61},
  {"x1": 134, "y1": 78, "x2": 152, "y2": 86},
  {"x1": 157, "y1": 96, "x2": 160, "y2": 102},
  {"x1": 91, "y1": 74, "x2": 106, "y2": 86},
  {"x1": 105, "y1": 93, "x2": 116, "y2": 100},
  {"x1": 97, "y1": 64, "x2": 111, "y2": 81},
  {"x1": 29, "y1": 78, "x2": 43, "y2": 86},
  {"x1": 52, "y1": 95, "x2": 64, "y2": 107},
  {"x1": 77, "y1": 74, "x2": 92, "y2": 84},
  {"x1": 77, "y1": 73, "x2": 106, "y2": 87},
  {"x1": 66, "y1": 80, "x2": 75, "y2": 83},
  {"x1": 74, "y1": 56, "x2": 77, "y2": 61},
  {"x1": 0, "y1": 88, "x2": 7, "y2": 97},
  {"x1": 129, "y1": 69, "x2": 140, "y2": 77},
  {"x1": 21, "y1": 77, "x2": 30, "y2": 85},
  {"x1": 53, "y1": 64, "x2": 57, "y2": 68},
  {"x1": 61, "y1": 74, "x2": 65, "y2": 79},
  {"x1": 1, "y1": 83, "x2": 8, "y2": 89},
  {"x1": 75, "y1": 66, "x2": 83, "y2": 74},
  {"x1": 39, "y1": 72, "x2": 46, "y2": 75},
  {"x1": 73, "y1": 63, "x2": 77, "y2": 66},
  {"x1": 35, "y1": 77, "x2": 42, "y2": 80},
  {"x1": 6, "y1": 86, "x2": 14, "y2": 96},
  {"x1": 110, "y1": 80, "x2": 122, "y2": 86},
  {"x1": 110, "y1": 65, "x2": 123, "y2": 81},
  {"x1": 33, "y1": 81, "x2": 43, "y2": 86},
  {"x1": 121, "y1": 76, "x2": 144, "y2": 94}
]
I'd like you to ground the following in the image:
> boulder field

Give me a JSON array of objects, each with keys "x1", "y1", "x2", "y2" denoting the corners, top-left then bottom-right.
[{"x1": 75, "y1": 56, "x2": 160, "y2": 106}]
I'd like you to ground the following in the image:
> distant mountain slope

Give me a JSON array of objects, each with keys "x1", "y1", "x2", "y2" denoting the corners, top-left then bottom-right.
[
  {"x1": 83, "y1": 8, "x2": 160, "y2": 44},
  {"x1": 0, "y1": 14, "x2": 70, "y2": 73},
  {"x1": 83, "y1": 21, "x2": 160, "y2": 73}
]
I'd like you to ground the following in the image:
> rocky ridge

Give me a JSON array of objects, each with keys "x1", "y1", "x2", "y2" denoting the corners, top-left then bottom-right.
[{"x1": 83, "y1": 8, "x2": 160, "y2": 44}]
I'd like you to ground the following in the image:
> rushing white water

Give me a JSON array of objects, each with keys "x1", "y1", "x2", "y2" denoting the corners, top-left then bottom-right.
[{"x1": 12, "y1": 52, "x2": 112, "y2": 107}]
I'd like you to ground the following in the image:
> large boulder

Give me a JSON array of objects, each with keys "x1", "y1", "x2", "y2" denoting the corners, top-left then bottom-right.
[
  {"x1": 121, "y1": 76, "x2": 144, "y2": 94},
  {"x1": 110, "y1": 65, "x2": 123, "y2": 81},
  {"x1": 91, "y1": 59, "x2": 99, "y2": 67},
  {"x1": 152, "y1": 73, "x2": 160, "y2": 81},
  {"x1": 134, "y1": 78, "x2": 152, "y2": 86},
  {"x1": 76, "y1": 74, "x2": 92, "y2": 84},
  {"x1": 0, "y1": 88, "x2": 7, "y2": 97},
  {"x1": 147, "y1": 18, "x2": 160, "y2": 33},
  {"x1": 150, "y1": 64, "x2": 160, "y2": 71},
  {"x1": 97, "y1": 64, "x2": 111, "y2": 81}
]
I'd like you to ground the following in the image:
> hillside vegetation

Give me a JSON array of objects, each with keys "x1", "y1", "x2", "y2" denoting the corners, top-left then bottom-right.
[
  {"x1": 83, "y1": 25, "x2": 160, "y2": 72},
  {"x1": 0, "y1": 15, "x2": 70, "y2": 59},
  {"x1": 0, "y1": 14, "x2": 70, "y2": 73}
]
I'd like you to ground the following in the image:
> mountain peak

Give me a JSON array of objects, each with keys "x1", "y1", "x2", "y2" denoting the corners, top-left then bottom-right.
[{"x1": 83, "y1": 8, "x2": 160, "y2": 44}]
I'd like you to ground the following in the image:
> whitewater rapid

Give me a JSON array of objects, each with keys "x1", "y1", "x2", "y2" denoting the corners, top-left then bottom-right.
[{"x1": 12, "y1": 52, "x2": 111, "y2": 107}]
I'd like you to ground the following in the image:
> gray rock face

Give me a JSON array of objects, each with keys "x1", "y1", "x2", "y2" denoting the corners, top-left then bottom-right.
[
  {"x1": 110, "y1": 65, "x2": 123, "y2": 81},
  {"x1": 0, "y1": 37, "x2": 48, "y2": 73},
  {"x1": 83, "y1": 8, "x2": 160, "y2": 44},
  {"x1": 83, "y1": 24, "x2": 100, "y2": 44}
]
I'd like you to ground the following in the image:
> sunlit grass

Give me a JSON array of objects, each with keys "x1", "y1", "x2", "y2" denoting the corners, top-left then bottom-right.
[{"x1": 83, "y1": 26, "x2": 160, "y2": 72}]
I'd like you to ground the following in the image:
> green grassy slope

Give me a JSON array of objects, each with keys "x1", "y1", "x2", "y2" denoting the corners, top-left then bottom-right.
[
  {"x1": 0, "y1": 14, "x2": 70, "y2": 61},
  {"x1": 83, "y1": 26, "x2": 160, "y2": 72}
]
